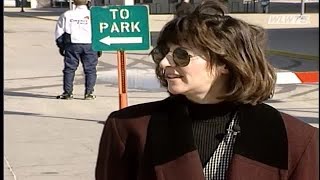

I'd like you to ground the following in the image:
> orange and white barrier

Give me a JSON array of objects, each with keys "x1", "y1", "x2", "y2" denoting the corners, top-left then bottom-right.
[
  {"x1": 97, "y1": 70, "x2": 319, "y2": 90},
  {"x1": 276, "y1": 71, "x2": 319, "y2": 84}
]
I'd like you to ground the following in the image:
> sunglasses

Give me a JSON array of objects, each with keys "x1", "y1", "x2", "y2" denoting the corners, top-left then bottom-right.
[{"x1": 151, "y1": 47, "x2": 193, "y2": 67}]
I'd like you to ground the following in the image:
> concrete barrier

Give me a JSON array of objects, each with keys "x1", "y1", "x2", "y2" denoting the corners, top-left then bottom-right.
[{"x1": 97, "y1": 69, "x2": 319, "y2": 90}]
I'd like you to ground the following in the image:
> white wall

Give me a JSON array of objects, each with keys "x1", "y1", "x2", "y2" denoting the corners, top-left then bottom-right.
[
  {"x1": 4, "y1": 0, "x2": 16, "y2": 7},
  {"x1": 30, "y1": 0, "x2": 37, "y2": 8}
]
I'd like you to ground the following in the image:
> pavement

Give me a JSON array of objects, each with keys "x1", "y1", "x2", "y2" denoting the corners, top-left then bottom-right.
[{"x1": 3, "y1": 7, "x2": 319, "y2": 180}]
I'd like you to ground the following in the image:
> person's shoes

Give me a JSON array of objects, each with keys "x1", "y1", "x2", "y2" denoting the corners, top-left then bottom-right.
[
  {"x1": 84, "y1": 93, "x2": 96, "y2": 100},
  {"x1": 56, "y1": 92, "x2": 73, "y2": 100}
]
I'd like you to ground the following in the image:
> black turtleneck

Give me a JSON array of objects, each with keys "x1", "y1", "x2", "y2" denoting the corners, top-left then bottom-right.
[{"x1": 185, "y1": 98, "x2": 238, "y2": 167}]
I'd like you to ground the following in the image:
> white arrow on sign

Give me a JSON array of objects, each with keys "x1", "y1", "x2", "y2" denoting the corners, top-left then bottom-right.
[{"x1": 99, "y1": 36, "x2": 143, "y2": 45}]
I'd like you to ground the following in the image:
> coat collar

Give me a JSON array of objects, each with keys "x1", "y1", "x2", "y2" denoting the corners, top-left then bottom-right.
[{"x1": 144, "y1": 96, "x2": 288, "y2": 169}]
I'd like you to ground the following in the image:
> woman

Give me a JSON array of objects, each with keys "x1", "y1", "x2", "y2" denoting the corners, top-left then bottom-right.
[{"x1": 95, "y1": 0, "x2": 318, "y2": 179}]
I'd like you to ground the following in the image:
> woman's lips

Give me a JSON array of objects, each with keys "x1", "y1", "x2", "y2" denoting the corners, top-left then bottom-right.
[{"x1": 165, "y1": 74, "x2": 183, "y2": 79}]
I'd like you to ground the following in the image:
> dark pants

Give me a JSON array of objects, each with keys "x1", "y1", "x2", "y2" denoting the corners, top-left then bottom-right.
[{"x1": 63, "y1": 44, "x2": 98, "y2": 95}]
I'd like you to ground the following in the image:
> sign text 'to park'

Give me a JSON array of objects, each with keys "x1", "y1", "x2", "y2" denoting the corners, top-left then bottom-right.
[{"x1": 91, "y1": 5, "x2": 150, "y2": 51}]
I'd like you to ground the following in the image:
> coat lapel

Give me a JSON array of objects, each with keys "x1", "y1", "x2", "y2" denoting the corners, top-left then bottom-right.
[
  {"x1": 143, "y1": 96, "x2": 204, "y2": 179},
  {"x1": 145, "y1": 95, "x2": 197, "y2": 166},
  {"x1": 233, "y1": 103, "x2": 288, "y2": 169}
]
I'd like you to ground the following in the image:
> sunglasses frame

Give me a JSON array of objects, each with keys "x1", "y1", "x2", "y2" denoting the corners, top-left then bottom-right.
[{"x1": 151, "y1": 46, "x2": 193, "y2": 67}]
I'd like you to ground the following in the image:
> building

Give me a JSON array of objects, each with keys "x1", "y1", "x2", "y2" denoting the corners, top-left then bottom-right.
[{"x1": 5, "y1": 0, "x2": 264, "y2": 13}]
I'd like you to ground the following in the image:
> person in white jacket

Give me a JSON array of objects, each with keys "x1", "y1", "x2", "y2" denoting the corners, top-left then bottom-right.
[{"x1": 55, "y1": 0, "x2": 101, "y2": 100}]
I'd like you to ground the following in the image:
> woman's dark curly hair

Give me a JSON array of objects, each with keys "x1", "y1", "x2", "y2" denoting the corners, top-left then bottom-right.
[{"x1": 150, "y1": 0, "x2": 276, "y2": 105}]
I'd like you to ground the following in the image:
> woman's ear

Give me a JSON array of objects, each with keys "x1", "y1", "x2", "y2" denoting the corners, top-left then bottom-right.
[{"x1": 218, "y1": 64, "x2": 229, "y2": 74}]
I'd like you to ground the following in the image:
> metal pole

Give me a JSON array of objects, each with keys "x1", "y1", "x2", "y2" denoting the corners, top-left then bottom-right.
[
  {"x1": 69, "y1": 0, "x2": 73, "y2": 10},
  {"x1": 20, "y1": 0, "x2": 25, "y2": 12},
  {"x1": 117, "y1": 50, "x2": 128, "y2": 109},
  {"x1": 246, "y1": 2, "x2": 249, "y2": 13},
  {"x1": 301, "y1": 0, "x2": 305, "y2": 15}
]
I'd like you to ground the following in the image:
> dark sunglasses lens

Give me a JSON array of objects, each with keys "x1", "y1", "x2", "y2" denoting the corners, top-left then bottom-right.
[
  {"x1": 151, "y1": 47, "x2": 168, "y2": 63},
  {"x1": 173, "y1": 48, "x2": 190, "y2": 67},
  {"x1": 151, "y1": 48, "x2": 163, "y2": 63}
]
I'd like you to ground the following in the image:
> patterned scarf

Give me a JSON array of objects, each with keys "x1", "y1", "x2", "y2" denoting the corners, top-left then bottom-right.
[{"x1": 203, "y1": 112, "x2": 240, "y2": 180}]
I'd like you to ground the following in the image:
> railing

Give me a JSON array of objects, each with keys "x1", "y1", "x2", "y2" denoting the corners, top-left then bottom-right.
[
  {"x1": 137, "y1": 3, "x2": 164, "y2": 14},
  {"x1": 52, "y1": 0, "x2": 69, "y2": 8},
  {"x1": 53, "y1": 1, "x2": 262, "y2": 13},
  {"x1": 229, "y1": 0, "x2": 261, "y2": 13}
]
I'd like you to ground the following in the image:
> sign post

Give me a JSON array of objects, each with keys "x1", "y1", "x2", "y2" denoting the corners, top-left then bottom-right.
[
  {"x1": 91, "y1": 5, "x2": 150, "y2": 109},
  {"x1": 117, "y1": 50, "x2": 128, "y2": 108}
]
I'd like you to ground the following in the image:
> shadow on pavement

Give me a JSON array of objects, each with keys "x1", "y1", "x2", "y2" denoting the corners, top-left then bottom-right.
[
  {"x1": 4, "y1": 111, "x2": 40, "y2": 116},
  {"x1": 4, "y1": 8, "x2": 67, "y2": 18},
  {"x1": 4, "y1": 110, "x2": 106, "y2": 124},
  {"x1": 4, "y1": 75, "x2": 62, "y2": 81},
  {"x1": 4, "y1": 91, "x2": 57, "y2": 99},
  {"x1": 4, "y1": 11, "x2": 61, "y2": 18},
  {"x1": 4, "y1": 84, "x2": 62, "y2": 92},
  {"x1": 278, "y1": 107, "x2": 319, "y2": 113}
]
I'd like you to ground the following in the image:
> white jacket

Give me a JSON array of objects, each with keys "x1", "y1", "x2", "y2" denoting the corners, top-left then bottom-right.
[{"x1": 55, "y1": 5, "x2": 92, "y2": 44}]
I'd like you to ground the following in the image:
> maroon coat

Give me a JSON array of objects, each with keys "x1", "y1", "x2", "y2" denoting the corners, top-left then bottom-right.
[{"x1": 96, "y1": 96, "x2": 318, "y2": 180}]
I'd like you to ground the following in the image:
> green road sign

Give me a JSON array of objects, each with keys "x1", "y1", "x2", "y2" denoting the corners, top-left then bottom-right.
[{"x1": 90, "y1": 5, "x2": 150, "y2": 51}]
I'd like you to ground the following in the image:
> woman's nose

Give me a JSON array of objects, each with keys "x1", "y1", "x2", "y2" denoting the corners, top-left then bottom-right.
[{"x1": 159, "y1": 55, "x2": 176, "y2": 68}]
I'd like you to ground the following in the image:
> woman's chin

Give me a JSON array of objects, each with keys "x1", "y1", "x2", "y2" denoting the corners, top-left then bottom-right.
[{"x1": 167, "y1": 85, "x2": 186, "y2": 95}]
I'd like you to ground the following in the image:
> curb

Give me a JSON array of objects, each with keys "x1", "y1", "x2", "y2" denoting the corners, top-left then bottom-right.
[
  {"x1": 4, "y1": 10, "x2": 59, "y2": 21},
  {"x1": 19, "y1": 13, "x2": 58, "y2": 21},
  {"x1": 97, "y1": 69, "x2": 319, "y2": 90},
  {"x1": 32, "y1": 16, "x2": 57, "y2": 21},
  {"x1": 266, "y1": 49, "x2": 319, "y2": 61},
  {"x1": 295, "y1": 71, "x2": 319, "y2": 83},
  {"x1": 276, "y1": 71, "x2": 319, "y2": 84}
]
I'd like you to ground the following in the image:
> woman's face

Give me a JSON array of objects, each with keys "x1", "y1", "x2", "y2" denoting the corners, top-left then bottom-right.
[{"x1": 159, "y1": 44, "x2": 229, "y2": 103}]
